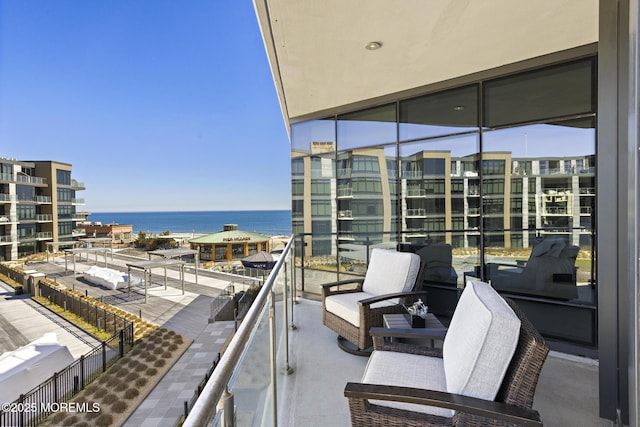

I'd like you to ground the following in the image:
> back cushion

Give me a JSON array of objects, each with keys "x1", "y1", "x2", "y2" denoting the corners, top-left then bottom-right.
[
  {"x1": 443, "y1": 281, "x2": 521, "y2": 401},
  {"x1": 362, "y1": 249, "x2": 421, "y2": 296}
]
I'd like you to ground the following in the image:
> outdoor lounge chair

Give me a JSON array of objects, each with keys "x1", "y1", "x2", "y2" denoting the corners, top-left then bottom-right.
[
  {"x1": 344, "y1": 280, "x2": 549, "y2": 426},
  {"x1": 322, "y1": 248, "x2": 425, "y2": 355},
  {"x1": 487, "y1": 237, "x2": 579, "y2": 300}
]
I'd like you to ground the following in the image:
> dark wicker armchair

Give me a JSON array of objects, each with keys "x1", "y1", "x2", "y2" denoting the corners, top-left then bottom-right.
[
  {"x1": 344, "y1": 281, "x2": 549, "y2": 426},
  {"x1": 322, "y1": 248, "x2": 426, "y2": 354}
]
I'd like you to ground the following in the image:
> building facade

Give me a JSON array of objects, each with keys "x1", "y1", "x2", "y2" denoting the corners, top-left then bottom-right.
[
  {"x1": 78, "y1": 223, "x2": 134, "y2": 247},
  {"x1": 0, "y1": 158, "x2": 86, "y2": 261},
  {"x1": 255, "y1": 0, "x2": 639, "y2": 422}
]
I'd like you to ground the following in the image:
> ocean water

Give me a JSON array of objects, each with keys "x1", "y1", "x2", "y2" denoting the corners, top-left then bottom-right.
[{"x1": 88, "y1": 210, "x2": 292, "y2": 236}]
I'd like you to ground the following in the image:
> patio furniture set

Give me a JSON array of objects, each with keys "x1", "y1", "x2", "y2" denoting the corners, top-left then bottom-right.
[{"x1": 322, "y1": 247, "x2": 550, "y2": 426}]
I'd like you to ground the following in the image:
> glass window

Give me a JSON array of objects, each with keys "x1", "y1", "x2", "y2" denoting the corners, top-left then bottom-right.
[
  {"x1": 338, "y1": 104, "x2": 396, "y2": 149},
  {"x1": 291, "y1": 118, "x2": 336, "y2": 155},
  {"x1": 400, "y1": 85, "x2": 479, "y2": 140},
  {"x1": 291, "y1": 158, "x2": 304, "y2": 176},
  {"x1": 352, "y1": 155, "x2": 380, "y2": 174},
  {"x1": 16, "y1": 185, "x2": 34, "y2": 201},
  {"x1": 291, "y1": 181, "x2": 304, "y2": 197},
  {"x1": 484, "y1": 58, "x2": 595, "y2": 128},
  {"x1": 511, "y1": 178, "x2": 523, "y2": 194},
  {"x1": 56, "y1": 169, "x2": 71, "y2": 185},
  {"x1": 311, "y1": 180, "x2": 331, "y2": 196},
  {"x1": 424, "y1": 158, "x2": 446, "y2": 176}
]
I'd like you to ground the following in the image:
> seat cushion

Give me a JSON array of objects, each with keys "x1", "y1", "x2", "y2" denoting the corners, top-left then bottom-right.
[
  {"x1": 362, "y1": 249, "x2": 421, "y2": 296},
  {"x1": 362, "y1": 350, "x2": 453, "y2": 418},
  {"x1": 324, "y1": 292, "x2": 395, "y2": 327},
  {"x1": 443, "y1": 280, "x2": 520, "y2": 401}
]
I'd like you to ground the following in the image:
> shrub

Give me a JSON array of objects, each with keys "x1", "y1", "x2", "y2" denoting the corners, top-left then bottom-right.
[
  {"x1": 153, "y1": 359, "x2": 166, "y2": 368},
  {"x1": 95, "y1": 414, "x2": 114, "y2": 426},
  {"x1": 125, "y1": 372, "x2": 139, "y2": 382},
  {"x1": 102, "y1": 393, "x2": 118, "y2": 405},
  {"x1": 146, "y1": 367, "x2": 158, "y2": 376},
  {"x1": 111, "y1": 400, "x2": 128, "y2": 414},
  {"x1": 124, "y1": 388, "x2": 140, "y2": 399},
  {"x1": 136, "y1": 377, "x2": 148, "y2": 387}
]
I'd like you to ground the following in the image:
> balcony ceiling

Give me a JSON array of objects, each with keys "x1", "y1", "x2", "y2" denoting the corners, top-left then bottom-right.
[{"x1": 253, "y1": 0, "x2": 598, "y2": 125}]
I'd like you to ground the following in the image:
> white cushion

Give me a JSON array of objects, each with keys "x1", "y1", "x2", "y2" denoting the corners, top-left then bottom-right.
[
  {"x1": 362, "y1": 350, "x2": 453, "y2": 418},
  {"x1": 324, "y1": 291, "x2": 396, "y2": 327},
  {"x1": 362, "y1": 249, "x2": 421, "y2": 297},
  {"x1": 443, "y1": 280, "x2": 520, "y2": 401}
]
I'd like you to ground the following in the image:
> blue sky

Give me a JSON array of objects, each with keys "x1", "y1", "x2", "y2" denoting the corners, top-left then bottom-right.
[{"x1": 0, "y1": 1, "x2": 291, "y2": 212}]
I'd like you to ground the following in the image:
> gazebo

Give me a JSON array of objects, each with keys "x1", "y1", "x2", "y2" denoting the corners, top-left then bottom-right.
[{"x1": 189, "y1": 224, "x2": 271, "y2": 263}]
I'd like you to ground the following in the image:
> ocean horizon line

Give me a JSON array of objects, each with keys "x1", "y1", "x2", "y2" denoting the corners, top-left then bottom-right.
[{"x1": 88, "y1": 210, "x2": 292, "y2": 236}]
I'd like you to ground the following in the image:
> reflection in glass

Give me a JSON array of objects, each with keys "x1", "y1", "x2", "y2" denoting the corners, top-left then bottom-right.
[
  {"x1": 400, "y1": 84, "x2": 479, "y2": 141},
  {"x1": 482, "y1": 118, "x2": 595, "y2": 306},
  {"x1": 337, "y1": 145, "x2": 397, "y2": 266},
  {"x1": 291, "y1": 118, "x2": 336, "y2": 155},
  {"x1": 337, "y1": 104, "x2": 396, "y2": 149},
  {"x1": 399, "y1": 133, "x2": 480, "y2": 250},
  {"x1": 484, "y1": 58, "x2": 595, "y2": 128}
]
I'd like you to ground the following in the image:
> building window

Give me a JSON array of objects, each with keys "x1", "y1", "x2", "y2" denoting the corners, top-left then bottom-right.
[{"x1": 57, "y1": 169, "x2": 71, "y2": 185}]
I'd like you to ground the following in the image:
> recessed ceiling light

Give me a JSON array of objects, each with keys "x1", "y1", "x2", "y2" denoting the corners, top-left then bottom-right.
[
  {"x1": 365, "y1": 41, "x2": 382, "y2": 50},
  {"x1": 453, "y1": 105, "x2": 465, "y2": 111}
]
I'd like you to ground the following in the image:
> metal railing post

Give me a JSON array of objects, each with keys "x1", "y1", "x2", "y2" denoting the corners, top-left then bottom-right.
[
  {"x1": 269, "y1": 290, "x2": 278, "y2": 426},
  {"x1": 217, "y1": 387, "x2": 235, "y2": 427},
  {"x1": 281, "y1": 261, "x2": 293, "y2": 375}
]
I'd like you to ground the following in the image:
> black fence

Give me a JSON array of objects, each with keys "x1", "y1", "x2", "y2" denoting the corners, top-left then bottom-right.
[
  {"x1": 38, "y1": 281, "x2": 130, "y2": 336},
  {"x1": 0, "y1": 324, "x2": 134, "y2": 427}
]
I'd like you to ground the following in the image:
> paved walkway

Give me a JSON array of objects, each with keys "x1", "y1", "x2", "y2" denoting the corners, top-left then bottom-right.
[
  {"x1": 123, "y1": 320, "x2": 235, "y2": 427},
  {"x1": 0, "y1": 280, "x2": 100, "y2": 358},
  {"x1": 12, "y1": 254, "x2": 242, "y2": 424}
]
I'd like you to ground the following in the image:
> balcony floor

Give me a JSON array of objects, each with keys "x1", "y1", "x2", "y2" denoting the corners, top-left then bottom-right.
[{"x1": 281, "y1": 298, "x2": 610, "y2": 427}]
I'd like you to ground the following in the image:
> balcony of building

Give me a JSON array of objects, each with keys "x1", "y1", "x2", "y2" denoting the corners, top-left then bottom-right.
[
  {"x1": 406, "y1": 188, "x2": 427, "y2": 198},
  {"x1": 15, "y1": 174, "x2": 47, "y2": 186},
  {"x1": 71, "y1": 179, "x2": 85, "y2": 190},
  {"x1": 337, "y1": 187, "x2": 353, "y2": 198},
  {"x1": 36, "y1": 214, "x2": 53, "y2": 222},
  {"x1": 0, "y1": 234, "x2": 14, "y2": 244},
  {"x1": 405, "y1": 208, "x2": 427, "y2": 218},
  {"x1": 183, "y1": 236, "x2": 604, "y2": 427},
  {"x1": 35, "y1": 195, "x2": 52, "y2": 204},
  {"x1": 0, "y1": 215, "x2": 17, "y2": 224},
  {"x1": 0, "y1": 193, "x2": 15, "y2": 203},
  {"x1": 337, "y1": 210, "x2": 353, "y2": 220}
]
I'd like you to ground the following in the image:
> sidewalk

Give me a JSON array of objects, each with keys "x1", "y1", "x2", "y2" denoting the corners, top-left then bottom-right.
[
  {"x1": 0, "y1": 280, "x2": 100, "y2": 358},
  {"x1": 123, "y1": 320, "x2": 235, "y2": 427}
]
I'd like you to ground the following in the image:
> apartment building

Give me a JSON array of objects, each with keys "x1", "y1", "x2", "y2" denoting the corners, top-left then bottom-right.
[{"x1": 0, "y1": 158, "x2": 86, "y2": 261}]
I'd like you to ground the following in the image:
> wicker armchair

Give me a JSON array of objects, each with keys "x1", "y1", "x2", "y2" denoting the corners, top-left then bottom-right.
[
  {"x1": 322, "y1": 248, "x2": 425, "y2": 355},
  {"x1": 344, "y1": 281, "x2": 549, "y2": 426}
]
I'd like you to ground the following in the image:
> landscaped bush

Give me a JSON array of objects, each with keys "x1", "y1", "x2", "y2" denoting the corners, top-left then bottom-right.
[
  {"x1": 102, "y1": 393, "x2": 118, "y2": 405},
  {"x1": 111, "y1": 400, "x2": 128, "y2": 414}
]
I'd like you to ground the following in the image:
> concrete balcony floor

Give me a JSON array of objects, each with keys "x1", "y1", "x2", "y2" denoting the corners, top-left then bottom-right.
[{"x1": 280, "y1": 298, "x2": 610, "y2": 427}]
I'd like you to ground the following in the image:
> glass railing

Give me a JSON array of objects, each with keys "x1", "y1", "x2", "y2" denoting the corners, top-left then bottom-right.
[{"x1": 184, "y1": 236, "x2": 296, "y2": 427}]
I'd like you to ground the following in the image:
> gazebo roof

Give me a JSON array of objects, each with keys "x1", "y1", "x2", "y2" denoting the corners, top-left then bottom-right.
[{"x1": 189, "y1": 229, "x2": 271, "y2": 244}]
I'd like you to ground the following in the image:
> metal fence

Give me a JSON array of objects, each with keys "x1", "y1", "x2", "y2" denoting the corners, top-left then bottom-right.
[
  {"x1": 38, "y1": 281, "x2": 130, "y2": 336},
  {"x1": 0, "y1": 325, "x2": 134, "y2": 427}
]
